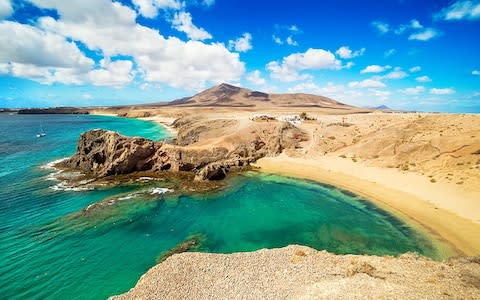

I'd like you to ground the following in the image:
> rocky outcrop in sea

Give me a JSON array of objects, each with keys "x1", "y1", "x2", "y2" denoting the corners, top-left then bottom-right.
[{"x1": 57, "y1": 120, "x2": 306, "y2": 181}]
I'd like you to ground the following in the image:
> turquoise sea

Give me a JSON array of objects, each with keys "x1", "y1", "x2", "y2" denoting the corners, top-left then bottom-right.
[{"x1": 0, "y1": 113, "x2": 442, "y2": 299}]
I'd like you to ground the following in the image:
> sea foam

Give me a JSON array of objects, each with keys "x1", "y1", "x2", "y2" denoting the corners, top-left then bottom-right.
[
  {"x1": 40, "y1": 157, "x2": 69, "y2": 170},
  {"x1": 150, "y1": 187, "x2": 174, "y2": 195}
]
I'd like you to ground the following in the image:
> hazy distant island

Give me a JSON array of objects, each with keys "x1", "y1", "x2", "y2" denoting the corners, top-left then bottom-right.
[
  {"x1": 0, "y1": 108, "x2": 18, "y2": 113},
  {"x1": 17, "y1": 107, "x2": 90, "y2": 114},
  {"x1": 44, "y1": 83, "x2": 480, "y2": 299}
]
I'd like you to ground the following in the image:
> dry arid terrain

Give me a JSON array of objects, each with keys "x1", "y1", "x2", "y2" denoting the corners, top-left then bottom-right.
[
  {"x1": 112, "y1": 245, "x2": 480, "y2": 300},
  {"x1": 83, "y1": 84, "x2": 480, "y2": 298}
]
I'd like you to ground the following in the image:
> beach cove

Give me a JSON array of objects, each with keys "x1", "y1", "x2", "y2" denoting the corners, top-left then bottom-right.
[
  {"x1": 0, "y1": 113, "x2": 456, "y2": 299},
  {"x1": 253, "y1": 155, "x2": 480, "y2": 256}
]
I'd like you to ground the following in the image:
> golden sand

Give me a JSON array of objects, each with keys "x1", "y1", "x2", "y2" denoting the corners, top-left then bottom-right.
[{"x1": 254, "y1": 155, "x2": 480, "y2": 256}]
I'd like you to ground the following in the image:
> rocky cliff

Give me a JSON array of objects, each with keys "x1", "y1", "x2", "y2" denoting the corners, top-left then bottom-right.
[{"x1": 59, "y1": 119, "x2": 306, "y2": 181}]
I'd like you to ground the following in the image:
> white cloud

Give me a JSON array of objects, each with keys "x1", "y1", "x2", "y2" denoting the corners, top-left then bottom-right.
[
  {"x1": 408, "y1": 28, "x2": 440, "y2": 41},
  {"x1": 360, "y1": 65, "x2": 390, "y2": 73},
  {"x1": 202, "y1": 0, "x2": 215, "y2": 7},
  {"x1": 0, "y1": 21, "x2": 93, "y2": 70},
  {"x1": 172, "y1": 11, "x2": 212, "y2": 41},
  {"x1": 286, "y1": 36, "x2": 298, "y2": 46},
  {"x1": 430, "y1": 88, "x2": 455, "y2": 95},
  {"x1": 88, "y1": 59, "x2": 134, "y2": 87},
  {"x1": 335, "y1": 46, "x2": 365, "y2": 59},
  {"x1": 288, "y1": 25, "x2": 300, "y2": 33},
  {"x1": 335, "y1": 46, "x2": 352, "y2": 59},
  {"x1": 272, "y1": 35, "x2": 298, "y2": 46},
  {"x1": 132, "y1": 0, "x2": 183, "y2": 18},
  {"x1": 372, "y1": 19, "x2": 440, "y2": 42},
  {"x1": 384, "y1": 68, "x2": 408, "y2": 79},
  {"x1": 410, "y1": 19, "x2": 423, "y2": 29},
  {"x1": 470, "y1": 92, "x2": 480, "y2": 98},
  {"x1": 348, "y1": 79, "x2": 386, "y2": 88},
  {"x1": 369, "y1": 89, "x2": 391, "y2": 99},
  {"x1": 82, "y1": 93, "x2": 93, "y2": 100},
  {"x1": 395, "y1": 19, "x2": 423, "y2": 35},
  {"x1": 371, "y1": 21, "x2": 389, "y2": 34},
  {"x1": 288, "y1": 81, "x2": 372, "y2": 106},
  {"x1": 246, "y1": 70, "x2": 266, "y2": 85},
  {"x1": 0, "y1": 63, "x2": 9, "y2": 74},
  {"x1": 344, "y1": 61, "x2": 354, "y2": 69},
  {"x1": 30, "y1": 0, "x2": 244, "y2": 90},
  {"x1": 400, "y1": 86, "x2": 425, "y2": 95},
  {"x1": 132, "y1": 0, "x2": 157, "y2": 18},
  {"x1": 435, "y1": 0, "x2": 480, "y2": 21},
  {"x1": 288, "y1": 81, "x2": 324, "y2": 94},
  {"x1": 409, "y1": 66, "x2": 421, "y2": 73},
  {"x1": 272, "y1": 35, "x2": 283, "y2": 45},
  {"x1": 0, "y1": 0, "x2": 12, "y2": 20},
  {"x1": 284, "y1": 48, "x2": 341, "y2": 69},
  {"x1": 228, "y1": 32, "x2": 252, "y2": 52},
  {"x1": 473, "y1": 70, "x2": 480, "y2": 75},
  {"x1": 266, "y1": 61, "x2": 311, "y2": 82},
  {"x1": 288, "y1": 81, "x2": 349, "y2": 97},
  {"x1": 137, "y1": 40, "x2": 244, "y2": 90},
  {"x1": 416, "y1": 75, "x2": 432, "y2": 82},
  {"x1": 272, "y1": 24, "x2": 301, "y2": 47},
  {"x1": 0, "y1": 20, "x2": 93, "y2": 84},
  {"x1": 384, "y1": 48, "x2": 396, "y2": 57},
  {"x1": 8, "y1": 62, "x2": 89, "y2": 85},
  {"x1": 266, "y1": 48, "x2": 341, "y2": 82}
]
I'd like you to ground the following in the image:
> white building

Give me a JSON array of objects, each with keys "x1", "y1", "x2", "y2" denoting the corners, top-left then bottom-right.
[{"x1": 278, "y1": 114, "x2": 303, "y2": 125}]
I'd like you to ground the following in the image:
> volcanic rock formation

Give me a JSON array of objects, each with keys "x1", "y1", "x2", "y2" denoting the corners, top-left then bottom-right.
[{"x1": 59, "y1": 120, "x2": 307, "y2": 181}]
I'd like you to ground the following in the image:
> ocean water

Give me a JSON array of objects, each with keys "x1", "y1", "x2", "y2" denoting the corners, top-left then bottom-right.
[{"x1": 0, "y1": 113, "x2": 441, "y2": 299}]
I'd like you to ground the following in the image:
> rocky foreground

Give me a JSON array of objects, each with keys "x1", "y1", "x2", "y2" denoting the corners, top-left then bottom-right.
[{"x1": 112, "y1": 245, "x2": 480, "y2": 300}]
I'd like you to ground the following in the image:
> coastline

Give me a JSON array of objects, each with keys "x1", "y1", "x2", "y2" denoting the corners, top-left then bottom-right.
[
  {"x1": 89, "y1": 111, "x2": 177, "y2": 138},
  {"x1": 138, "y1": 116, "x2": 177, "y2": 137},
  {"x1": 253, "y1": 155, "x2": 480, "y2": 256}
]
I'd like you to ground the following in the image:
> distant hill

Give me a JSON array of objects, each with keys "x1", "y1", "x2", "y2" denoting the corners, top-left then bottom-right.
[
  {"x1": 17, "y1": 107, "x2": 90, "y2": 114},
  {"x1": 162, "y1": 83, "x2": 356, "y2": 109},
  {"x1": 366, "y1": 105, "x2": 391, "y2": 110}
]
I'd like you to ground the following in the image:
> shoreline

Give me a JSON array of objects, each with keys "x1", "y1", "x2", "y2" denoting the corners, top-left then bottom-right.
[
  {"x1": 89, "y1": 111, "x2": 177, "y2": 138},
  {"x1": 138, "y1": 116, "x2": 177, "y2": 137},
  {"x1": 253, "y1": 155, "x2": 480, "y2": 257}
]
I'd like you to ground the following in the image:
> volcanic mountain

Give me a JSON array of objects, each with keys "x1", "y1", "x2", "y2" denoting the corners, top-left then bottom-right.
[{"x1": 166, "y1": 83, "x2": 354, "y2": 109}]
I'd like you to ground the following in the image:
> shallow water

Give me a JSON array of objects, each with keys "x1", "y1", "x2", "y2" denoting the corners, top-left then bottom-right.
[{"x1": 0, "y1": 113, "x2": 441, "y2": 299}]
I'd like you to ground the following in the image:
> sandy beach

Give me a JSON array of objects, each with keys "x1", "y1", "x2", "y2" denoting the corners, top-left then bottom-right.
[
  {"x1": 254, "y1": 155, "x2": 480, "y2": 256},
  {"x1": 139, "y1": 116, "x2": 178, "y2": 137}
]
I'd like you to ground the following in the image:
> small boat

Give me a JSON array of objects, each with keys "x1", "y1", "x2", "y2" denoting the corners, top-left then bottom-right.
[{"x1": 37, "y1": 124, "x2": 46, "y2": 138}]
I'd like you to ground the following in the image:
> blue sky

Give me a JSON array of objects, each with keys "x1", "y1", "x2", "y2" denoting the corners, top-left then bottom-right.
[{"x1": 0, "y1": 0, "x2": 479, "y2": 112}]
